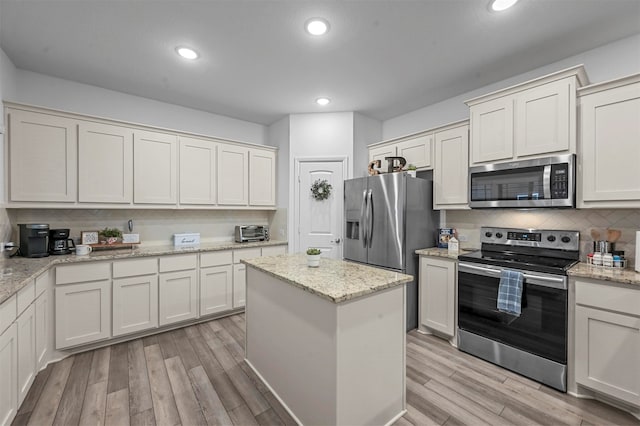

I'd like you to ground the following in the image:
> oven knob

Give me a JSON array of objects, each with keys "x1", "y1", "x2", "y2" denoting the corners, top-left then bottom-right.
[
  {"x1": 485, "y1": 232, "x2": 493, "y2": 238},
  {"x1": 547, "y1": 235, "x2": 556, "y2": 242},
  {"x1": 561, "y1": 236, "x2": 571, "y2": 243},
  {"x1": 495, "y1": 232, "x2": 503, "y2": 239}
]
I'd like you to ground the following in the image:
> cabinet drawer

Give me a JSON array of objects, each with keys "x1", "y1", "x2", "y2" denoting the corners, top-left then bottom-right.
[
  {"x1": 159, "y1": 254, "x2": 197, "y2": 272},
  {"x1": 56, "y1": 262, "x2": 111, "y2": 285},
  {"x1": 35, "y1": 271, "x2": 49, "y2": 297},
  {"x1": 233, "y1": 248, "x2": 262, "y2": 264},
  {"x1": 0, "y1": 295, "x2": 17, "y2": 334},
  {"x1": 261, "y1": 245, "x2": 286, "y2": 256},
  {"x1": 113, "y1": 257, "x2": 158, "y2": 278},
  {"x1": 201, "y1": 251, "x2": 233, "y2": 268},
  {"x1": 575, "y1": 279, "x2": 640, "y2": 316},
  {"x1": 17, "y1": 280, "x2": 35, "y2": 315}
]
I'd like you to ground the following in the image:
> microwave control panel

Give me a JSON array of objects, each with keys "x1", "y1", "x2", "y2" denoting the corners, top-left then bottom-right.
[{"x1": 551, "y1": 164, "x2": 569, "y2": 199}]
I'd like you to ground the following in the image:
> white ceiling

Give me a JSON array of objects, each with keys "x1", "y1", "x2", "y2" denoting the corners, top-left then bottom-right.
[{"x1": 1, "y1": 1, "x2": 639, "y2": 125}]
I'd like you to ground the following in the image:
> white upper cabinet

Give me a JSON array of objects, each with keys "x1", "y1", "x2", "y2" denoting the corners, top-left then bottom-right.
[
  {"x1": 578, "y1": 74, "x2": 640, "y2": 208},
  {"x1": 8, "y1": 109, "x2": 77, "y2": 202},
  {"x1": 179, "y1": 136, "x2": 217, "y2": 205},
  {"x1": 470, "y1": 96, "x2": 513, "y2": 164},
  {"x1": 134, "y1": 130, "x2": 178, "y2": 204},
  {"x1": 466, "y1": 65, "x2": 587, "y2": 166},
  {"x1": 249, "y1": 148, "x2": 276, "y2": 206},
  {"x1": 218, "y1": 143, "x2": 249, "y2": 206},
  {"x1": 78, "y1": 122, "x2": 133, "y2": 203},
  {"x1": 368, "y1": 132, "x2": 433, "y2": 171},
  {"x1": 434, "y1": 122, "x2": 470, "y2": 210}
]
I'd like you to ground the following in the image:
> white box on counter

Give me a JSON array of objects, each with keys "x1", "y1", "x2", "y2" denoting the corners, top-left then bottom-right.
[
  {"x1": 174, "y1": 232, "x2": 200, "y2": 247},
  {"x1": 122, "y1": 233, "x2": 140, "y2": 243}
]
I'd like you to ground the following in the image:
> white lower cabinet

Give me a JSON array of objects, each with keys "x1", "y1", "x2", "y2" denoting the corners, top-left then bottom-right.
[
  {"x1": 55, "y1": 281, "x2": 111, "y2": 349},
  {"x1": 233, "y1": 264, "x2": 247, "y2": 308},
  {"x1": 261, "y1": 245, "x2": 287, "y2": 256},
  {"x1": 159, "y1": 270, "x2": 198, "y2": 326},
  {"x1": 0, "y1": 323, "x2": 17, "y2": 426},
  {"x1": 419, "y1": 256, "x2": 457, "y2": 337},
  {"x1": 16, "y1": 304, "x2": 36, "y2": 406},
  {"x1": 113, "y1": 275, "x2": 159, "y2": 337},
  {"x1": 200, "y1": 265, "x2": 234, "y2": 316},
  {"x1": 34, "y1": 290, "x2": 48, "y2": 369},
  {"x1": 574, "y1": 279, "x2": 640, "y2": 408}
]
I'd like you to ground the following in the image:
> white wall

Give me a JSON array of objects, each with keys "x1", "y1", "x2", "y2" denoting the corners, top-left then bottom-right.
[
  {"x1": 268, "y1": 116, "x2": 291, "y2": 209},
  {"x1": 353, "y1": 113, "x2": 382, "y2": 178},
  {"x1": 1, "y1": 49, "x2": 18, "y2": 129},
  {"x1": 9, "y1": 69, "x2": 268, "y2": 145},
  {"x1": 383, "y1": 33, "x2": 640, "y2": 139}
]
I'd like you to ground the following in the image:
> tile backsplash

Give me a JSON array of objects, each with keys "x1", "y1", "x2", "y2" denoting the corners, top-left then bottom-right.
[
  {"x1": 7, "y1": 209, "x2": 274, "y2": 246},
  {"x1": 446, "y1": 208, "x2": 640, "y2": 267}
]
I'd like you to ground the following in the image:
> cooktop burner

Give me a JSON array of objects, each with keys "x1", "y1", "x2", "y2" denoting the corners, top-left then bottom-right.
[{"x1": 458, "y1": 226, "x2": 580, "y2": 275}]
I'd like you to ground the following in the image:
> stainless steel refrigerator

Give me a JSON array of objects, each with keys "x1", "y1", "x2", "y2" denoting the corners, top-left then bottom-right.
[{"x1": 344, "y1": 172, "x2": 438, "y2": 330}]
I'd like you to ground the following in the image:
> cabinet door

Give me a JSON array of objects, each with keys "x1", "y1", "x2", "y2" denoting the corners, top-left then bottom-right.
[
  {"x1": 515, "y1": 78, "x2": 572, "y2": 157},
  {"x1": 575, "y1": 305, "x2": 640, "y2": 406},
  {"x1": 134, "y1": 130, "x2": 178, "y2": 204},
  {"x1": 200, "y1": 265, "x2": 233, "y2": 316},
  {"x1": 397, "y1": 134, "x2": 433, "y2": 170},
  {"x1": 55, "y1": 281, "x2": 111, "y2": 349},
  {"x1": 34, "y1": 290, "x2": 48, "y2": 369},
  {"x1": 434, "y1": 124, "x2": 469, "y2": 209},
  {"x1": 179, "y1": 136, "x2": 217, "y2": 205},
  {"x1": 0, "y1": 324, "x2": 17, "y2": 426},
  {"x1": 78, "y1": 122, "x2": 133, "y2": 203},
  {"x1": 8, "y1": 109, "x2": 77, "y2": 202},
  {"x1": 159, "y1": 270, "x2": 198, "y2": 326},
  {"x1": 217, "y1": 144, "x2": 249, "y2": 206},
  {"x1": 113, "y1": 275, "x2": 158, "y2": 337},
  {"x1": 17, "y1": 304, "x2": 36, "y2": 406},
  {"x1": 470, "y1": 96, "x2": 513, "y2": 164},
  {"x1": 580, "y1": 81, "x2": 640, "y2": 205},
  {"x1": 419, "y1": 257, "x2": 456, "y2": 337},
  {"x1": 369, "y1": 144, "x2": 396, "y2": 170},
  {"x1": 233, "y1": 264, "x2": 246, "y2": 308},
  {"x1": 249, "y1": 148, "x2": 276, "y2": 206}
]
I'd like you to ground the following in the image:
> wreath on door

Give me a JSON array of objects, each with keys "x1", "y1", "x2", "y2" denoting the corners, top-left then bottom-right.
[{"x1": 310, "y1": 179, "x2": 333, "y2": 201}]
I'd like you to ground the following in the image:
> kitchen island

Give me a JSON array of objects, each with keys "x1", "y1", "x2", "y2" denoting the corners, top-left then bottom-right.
[{"x1": 241, "y1": 254, "x2": 412, "y2": 426}]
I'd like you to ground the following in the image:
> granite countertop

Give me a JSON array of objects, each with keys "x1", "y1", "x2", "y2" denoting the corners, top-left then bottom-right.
[
  {"x1": 415, "y1": 247, "x2": 475, "y2": 259},
  {"x1": 0, "y1": 240, "x2": 287, "y2": 305},
  {"x1": 568, "y1": 262, "x2": 640, "y2": 287},
  {"x1": 241, "y1": 253, "x2": 413, "y2": 304}
]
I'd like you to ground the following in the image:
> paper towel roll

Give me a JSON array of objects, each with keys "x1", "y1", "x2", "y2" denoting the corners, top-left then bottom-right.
[{"x1": 635, "y1": 231, "x2": 640, "y2": 272}]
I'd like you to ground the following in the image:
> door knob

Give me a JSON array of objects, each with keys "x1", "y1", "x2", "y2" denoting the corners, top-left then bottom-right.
[{"x1": 331, "y1": 238, "x2": 341, "y2": 244}]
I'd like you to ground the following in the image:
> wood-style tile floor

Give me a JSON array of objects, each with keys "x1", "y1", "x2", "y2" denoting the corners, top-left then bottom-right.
[{"x1": 13, "y1": 314, "x2": 639, "y2": 426}]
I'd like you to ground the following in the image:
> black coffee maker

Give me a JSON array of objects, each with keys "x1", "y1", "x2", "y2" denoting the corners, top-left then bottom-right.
[
  {"x1": 19, "y1": 224, "x2": 50, "y2": 258},
  {"x1": 49, "y1": 229, "x2": 75, "y2": 255}
]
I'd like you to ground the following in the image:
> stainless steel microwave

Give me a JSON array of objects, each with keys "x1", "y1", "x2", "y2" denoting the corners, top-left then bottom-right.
[{"x1": 469, "y1": 154, "x2": 575, "y2": 208}]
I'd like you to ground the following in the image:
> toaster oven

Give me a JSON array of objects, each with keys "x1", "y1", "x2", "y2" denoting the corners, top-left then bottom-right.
[{"x1": 235, "y1": 225, "x2": 269, "y2": 243}]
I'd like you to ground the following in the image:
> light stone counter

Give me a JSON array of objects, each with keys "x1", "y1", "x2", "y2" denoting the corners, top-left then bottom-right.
[
  {"x1": 241, "y1": 253, "x2": 413, "y2": 303},
  {"x1": 0, "y1": 240, "x2": 287, "y2": 305},
  {"x1": 568, "y1": 262, "x2": 640, "y2": 287},
  {"x1": 415, "y1": 247, "x2": 475, "y2": 259}
]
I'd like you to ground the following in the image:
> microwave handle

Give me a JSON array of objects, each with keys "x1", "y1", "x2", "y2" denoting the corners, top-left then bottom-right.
[{"x1": 543, "y1": 165, "x2": 551, "y2": 200}]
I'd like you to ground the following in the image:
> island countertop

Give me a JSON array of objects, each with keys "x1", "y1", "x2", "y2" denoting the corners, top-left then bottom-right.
[{"x1": 241, "y1": 253, "x2": 412, "y2": 303}]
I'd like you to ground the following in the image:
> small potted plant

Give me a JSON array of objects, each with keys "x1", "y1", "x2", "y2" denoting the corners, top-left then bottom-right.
[
  {"x1": 406, "y1": 164, "x2": 417, "y2": 178},
  {"x1": 99, "y1": 227, "x2": 123, "y2": 244},
  {"x1": 306, "y1": 248, "x2": 321, "y2": 267}
]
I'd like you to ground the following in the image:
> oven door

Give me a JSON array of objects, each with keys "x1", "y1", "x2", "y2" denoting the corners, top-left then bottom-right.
[{"x1": 458, "y1": 262, "x2": 567, "y2": 364}]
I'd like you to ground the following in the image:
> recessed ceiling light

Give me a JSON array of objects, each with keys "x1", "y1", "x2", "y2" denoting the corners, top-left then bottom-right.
[
  {"x1": 316, "y1": 97, "x2": 331, "y2": 106},
  {"x1": 490, "y1": 0, "x2": 519, "y2": 11},
  {"x1": 305, "y1": 18, "x2": 330, "y2": 36},
  {"x1": 176, "y1": 46, "x2": 199, "y2": 60}
]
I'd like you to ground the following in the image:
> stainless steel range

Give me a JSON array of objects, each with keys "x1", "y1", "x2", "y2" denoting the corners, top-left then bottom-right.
[{"x1": 457, "y1": 227, "x2": 580, "y2": 392}]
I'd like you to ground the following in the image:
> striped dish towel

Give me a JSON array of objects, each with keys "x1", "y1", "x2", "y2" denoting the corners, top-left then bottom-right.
[{"x1": 497, "y1": 269, "x2": 524, "y2": 316}]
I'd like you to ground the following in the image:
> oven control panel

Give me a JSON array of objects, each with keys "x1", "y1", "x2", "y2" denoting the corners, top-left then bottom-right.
[{"x1": 480, "y1": 227, "x2": 579, "y2": 251}]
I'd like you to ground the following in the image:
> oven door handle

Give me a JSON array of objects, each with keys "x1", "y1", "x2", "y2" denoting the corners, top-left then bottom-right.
[{"x1": 459, "y1": 262, "x2": 567, "y2": 290}]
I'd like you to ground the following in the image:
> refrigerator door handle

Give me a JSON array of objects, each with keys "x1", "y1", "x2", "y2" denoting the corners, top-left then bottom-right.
[
  {"x1": 360, "y1": 189, "x2": 368, "y2": 248},
  {"x1": 367, "y1": 189, "x2": 374, "y2": 248}
]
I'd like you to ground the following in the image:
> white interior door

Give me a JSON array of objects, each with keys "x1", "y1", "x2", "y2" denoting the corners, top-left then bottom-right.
[{"x1": 296, "y1": 160, "x2": 345, "y2": 259}]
